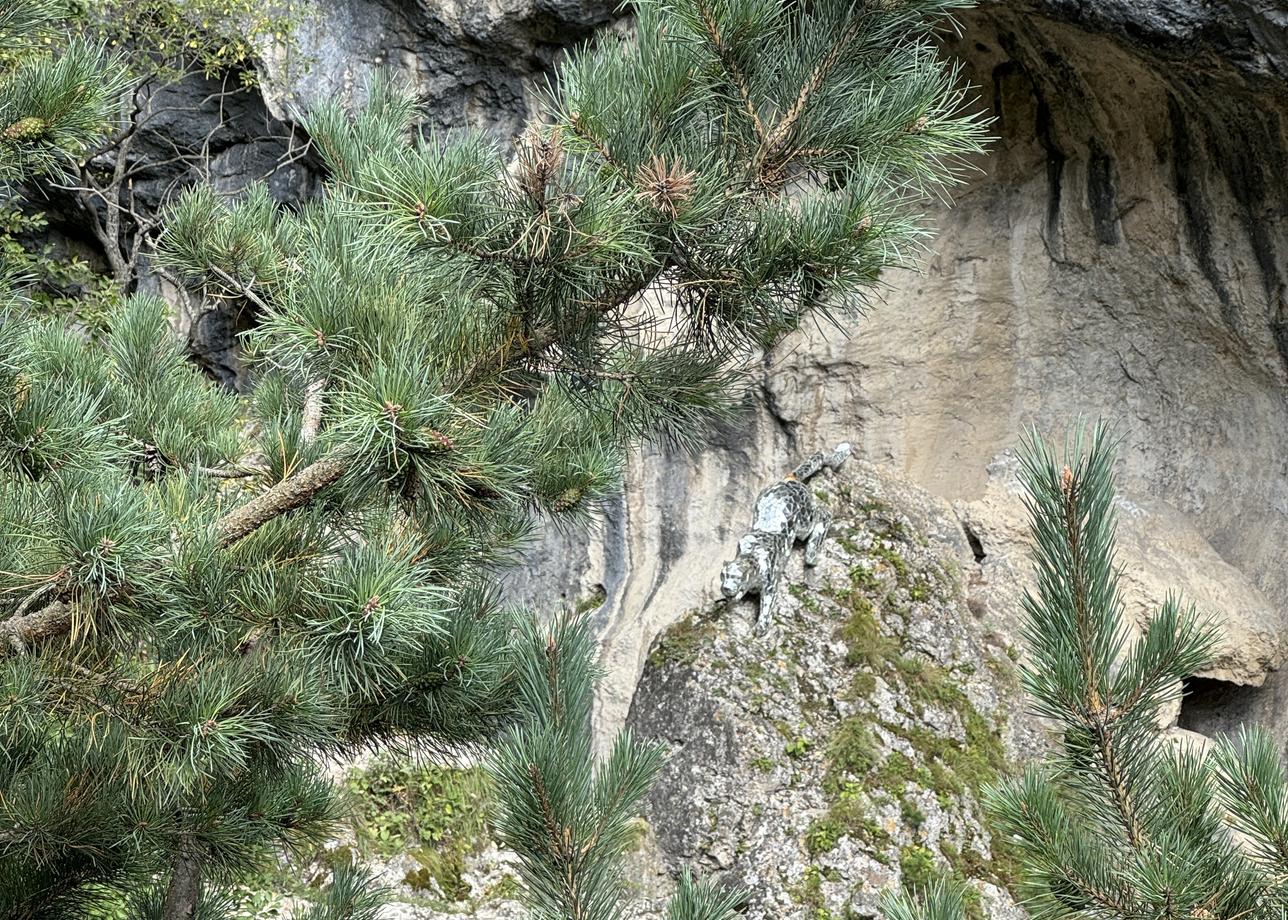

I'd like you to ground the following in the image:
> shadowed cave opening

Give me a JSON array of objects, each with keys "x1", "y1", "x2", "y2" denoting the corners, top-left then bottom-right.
[
  {"x1": 1178, "y1": 675, "x2": 1268, "y2": 741},
  {"x1": 962, "y1": 522, "x2": 987, "y2": 563}
]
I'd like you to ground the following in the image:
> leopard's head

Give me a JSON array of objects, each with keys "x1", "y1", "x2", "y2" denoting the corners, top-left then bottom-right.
[{"x1": 719, "y1": 553, "x2": 752, "y2": 601}]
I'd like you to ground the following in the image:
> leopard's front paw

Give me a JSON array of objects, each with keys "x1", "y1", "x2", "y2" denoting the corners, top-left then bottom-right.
[{"x1": 753, "y1": 599, "x2": 776, "y2": 635}]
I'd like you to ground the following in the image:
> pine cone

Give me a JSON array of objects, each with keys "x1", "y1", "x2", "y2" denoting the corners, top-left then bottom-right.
[
  {"x1": 553, "y1": 486, "x2": 583, "y2": 513},
  {"x1": 3, "y1": 117, "x2": 47, "y2": 141}
]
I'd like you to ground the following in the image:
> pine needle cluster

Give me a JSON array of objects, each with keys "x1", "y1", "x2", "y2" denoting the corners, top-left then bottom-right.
[
  {"x1": 888, "y1": 426, "x2": 1288, "y2": 920},
  {"x1": 490, "y1": 612, "x2": 746, "y2": 920},
  {"x1": 0, "y1": 0, "x2": 129, "y2": 322},
  {"x1": 0, "y1": 1, "x2": 987, "y2": 917},
  {"x1": 0, "y1": 0, "x2": 128, "y2": 184}
]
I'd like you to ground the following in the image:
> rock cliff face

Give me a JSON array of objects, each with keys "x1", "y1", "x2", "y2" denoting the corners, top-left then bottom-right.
[
  {"x1": 626, "y1": 461, "x2": 1032, "y2": 920},
  {"x1": 126, "y1": 0, "x2": 1288, "y2": 742},
  {"x1": 256, "y1": 0, "x2": 619, "y2": 135},
  {"x1": 623, "y1": 449, "x2": 1288, "y2": 918}
]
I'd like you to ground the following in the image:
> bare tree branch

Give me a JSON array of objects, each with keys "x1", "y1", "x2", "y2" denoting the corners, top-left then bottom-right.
[{"x1": 300, "y1": 378, "x2": 326, "y2": 443}]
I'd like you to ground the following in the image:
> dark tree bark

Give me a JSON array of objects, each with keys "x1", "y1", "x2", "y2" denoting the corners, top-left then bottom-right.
[{"x1": 161, "y1": 844, "x2": 203, "y2": 920}]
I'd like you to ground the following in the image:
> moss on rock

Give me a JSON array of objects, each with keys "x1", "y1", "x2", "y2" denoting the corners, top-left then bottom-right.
[{"x1": 629, "y1": 467, "x2": 1028, "y2": 919}]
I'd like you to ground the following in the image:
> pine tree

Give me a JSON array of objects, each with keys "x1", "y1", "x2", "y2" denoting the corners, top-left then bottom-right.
[
  {"x1": 887, "y1": 425, "x2": 1288, "y2": 919},
  {"x1": 490, "y1": 611, "x2": 748, "y2": 920},
  {"x1": 0, "y1": 1, "x2": 987, "y2": 917}
]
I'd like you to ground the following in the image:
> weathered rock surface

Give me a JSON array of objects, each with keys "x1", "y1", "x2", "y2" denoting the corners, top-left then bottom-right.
[
  {"x1": 256, "y1": 0, "x2": 620, "y2": 136},
  {"x1": 831, "y1": 1, "x2": 1288, "y2": 611},
  {"x1": 955, "y1": 449, "x2": 1284, "y2": 688},
  {"x1": 1011, "y1": 0, "x2": 1288, "y2": 84},
  {"x1": 626, "y1": 460, "x2": 1034, "y2": 919}
]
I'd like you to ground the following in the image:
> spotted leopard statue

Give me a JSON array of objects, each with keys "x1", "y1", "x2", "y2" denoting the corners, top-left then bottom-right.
[{"x1": 720, "y1": 442, "x2": 852, "y2": 633}]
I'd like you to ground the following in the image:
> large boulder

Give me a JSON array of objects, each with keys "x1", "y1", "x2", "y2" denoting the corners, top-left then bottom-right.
[
  {"x1": 623, "y1": 451, "x2": 1288, "y2": 914},
  {"x1": 626, "y1": 460, "x2": 1034, "y2": 919}
]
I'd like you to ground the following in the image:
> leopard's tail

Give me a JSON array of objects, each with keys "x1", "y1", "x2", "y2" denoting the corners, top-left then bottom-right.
[{"x1": 790, "y1": 442, "x2": 852, "y2": 481}]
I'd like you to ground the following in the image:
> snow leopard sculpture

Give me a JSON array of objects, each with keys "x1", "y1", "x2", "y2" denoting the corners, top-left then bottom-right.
[{"x1": 720, "y1": 442, "x2": 851, "y2": 633}]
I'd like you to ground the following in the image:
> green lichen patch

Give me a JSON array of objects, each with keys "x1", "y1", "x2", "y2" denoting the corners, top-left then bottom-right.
[
  {"x1": 648, "y1": 608, "x2": 720, "y2": 668},
  {"x1": 836, "y1": 595, "x2": 899, "y2": 674},
  {"x1": 794, "y1": 492, "x2": 1020, "y2": 901},
  {"x1": 784, "y1": 735, "x2": 813, "y2": 759},
  {"x1": 823, "y1": 721, "x2": 881, "y2": 794},
  {"x1": 202, "y1": 753, "x2": 499, "y2": 915},
  {"x1": 871, "y1": 751, "x2": 925, "y2": 793},
  {"x1": 573, "y1": 583, "x2": 608, "y2": 614},
  {"x1": 869, "y1": 544, "x2": 911, "y2": 586},
  {"x1": 899, "y1": 844, "x2": 937, "y2": 888},
  {"x1": 789, "y1": 864, "x2": 830, "y2": 917},
  {"x1": 900, "y1": 843, "x2": 990, "y2": 920},
  {"x1": 806, "y1": 780, "x2": 892, "y2": 859}
]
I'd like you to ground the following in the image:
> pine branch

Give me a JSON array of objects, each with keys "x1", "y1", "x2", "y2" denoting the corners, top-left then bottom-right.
[
  {"x1": 0, "y1": 455, "x2": 348, "y2": 654},
  {"x1": 160, "y1": 843, "x2": 202, "y2": 920},
  {"x1": 1, "y1": 0, "x2": 993, "y2": 907},
  {"x1": 208, "y1": 264, "x2": 271, "y2": 311},
  {"x1": 300, "y1": 378, "x2": 327, "y2": 443},
  {"x1": 909, "y1": 425, "x2": 1279, "y2": 920},
  {"x1": 194, "y1": 464, "x2": 256, "y2": 479},
  {"x1": 696, "y1": 1, "x2": 766, "y2": 141},
  {"x1": 1056, "y1": 462, "x2": 1146, "y2": 849},
  {"x1": 765, "y1": 19, "x2": 861, "y2": 149},
  {"x1": 0, "y1": 598, "x2": 71, "y2": 653},
  {"x1": 455, "y1": 325, "x2": 556, "y2": 393},
  {"x1": 214, "y1": 455, "x2": 347, "y2": 545}
]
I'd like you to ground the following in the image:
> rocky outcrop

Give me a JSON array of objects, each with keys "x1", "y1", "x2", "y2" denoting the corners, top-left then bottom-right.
[
  {"x1": 266, "y1": 452, "x2": 1270, "y2": 915},
  {"x1": 256, "y1": 0, "x2": 620, "y2": 136},
  {"x1": 626, "y1": 461, "x2": 1033, "y2": 919},
  {"x1": 623, "y1": 446, "x2": 1287, "y2": 918}
]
